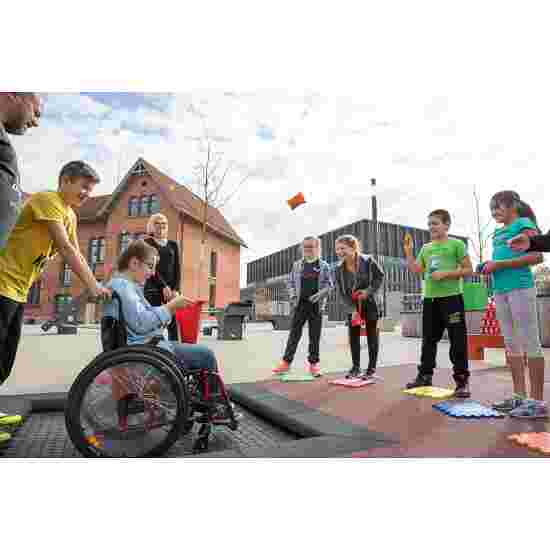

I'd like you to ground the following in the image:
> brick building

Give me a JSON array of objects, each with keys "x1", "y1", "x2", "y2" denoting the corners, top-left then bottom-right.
[{"x1": 24, "y1": 158, "x2": 246, "y2": 323}]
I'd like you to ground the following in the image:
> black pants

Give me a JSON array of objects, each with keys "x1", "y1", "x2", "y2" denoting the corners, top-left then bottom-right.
[
  {"x1": 146, "y1": 294, "x2": 179, "y2": 341},
  {"x1": 0, "y1": 295, "x2": 25, "y2": 386},
  {"x1": 283, "y1": 300, "x2": 322, "y2": 364},
  {"x1": 348, "y1": 318, "x2": 380, "y2": 372},
  {"x1": 419, "y1": 294, "x2": 469, "y2": 381}
]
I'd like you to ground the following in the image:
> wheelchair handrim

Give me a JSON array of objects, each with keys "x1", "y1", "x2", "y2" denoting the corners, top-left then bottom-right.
[{"x1": 66, "y1": 350, "x2": 188, "y2": 458}]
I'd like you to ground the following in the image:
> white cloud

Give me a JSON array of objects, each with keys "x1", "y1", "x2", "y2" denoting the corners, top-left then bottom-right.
[{"x1": 10, "y1": 78, "x2": 550, "y2": 289}]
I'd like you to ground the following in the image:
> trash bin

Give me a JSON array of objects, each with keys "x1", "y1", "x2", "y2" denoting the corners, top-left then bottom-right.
[
  {"x1": 216, "y1": 302, "x2": 253, "y2": 340},
  {"x1": 463, "y1": 282, "x2": 489, "y2": 311}
]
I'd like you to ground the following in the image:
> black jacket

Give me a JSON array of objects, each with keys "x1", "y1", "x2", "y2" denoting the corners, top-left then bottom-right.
[
  {"x1": 0, "y1": 122, "x2": 22, "y2": 248},
  {"x1": 334, "y1": 253, "x2": 385, "y2": 315},
  {"x1": 528, "y1": 233, "x2": 550, "y2": 253},
  {"x1": 143, "y1": 237, "x2": 181, "y2": 304}
]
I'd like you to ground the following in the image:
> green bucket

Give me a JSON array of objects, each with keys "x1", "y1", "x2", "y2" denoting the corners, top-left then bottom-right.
[{"x1": 463, "y1": 282, "x2": 489, "y2": 311}]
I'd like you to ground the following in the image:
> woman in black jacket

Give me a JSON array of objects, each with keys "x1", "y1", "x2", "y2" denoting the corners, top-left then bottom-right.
[
  {"x1": 143, "y1": 213, "x2": 181, "y2": 341},
  {"x1": 509, "y1": 230, "x2": 550, "y2": 253},
  {"x1": 334, "y1": 234, "x2": 385, "y2": 379}
]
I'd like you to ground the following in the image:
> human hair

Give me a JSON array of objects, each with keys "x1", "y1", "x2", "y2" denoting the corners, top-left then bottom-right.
[
  {"x1": 302, "y1": 235, "x2": 321, "y2": 257},
  {"x1": 147, "y1": 213, "x2": 168, "y2": 235},
  {"x1": 490, "y1": 190, "x2": 539, "y2": 231},
  {"x1": 58, "y1": 160, "x2": 100, "y2": 186},
  {"x1": 117, "y1": 240, "x2": 157, "y2": 271},
  {"x1": 335, "y1": 234, "x2": 362, "y2": 254},
  {"x1": 428, "y1": 209, "x2": 451, "y2": 226}
]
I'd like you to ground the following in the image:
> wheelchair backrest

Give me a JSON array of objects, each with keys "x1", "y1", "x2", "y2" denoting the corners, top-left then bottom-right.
[{"x1": 101, "y1": 291, "x2": 128, "y2": 352}]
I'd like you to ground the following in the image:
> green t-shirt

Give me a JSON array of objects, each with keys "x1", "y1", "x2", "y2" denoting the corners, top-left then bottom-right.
[
  {"x1": 491, "y1": 217, "x2": 537, "y2": 294},
  {"x1": 417, "y1": 238, "x2": 467, "y2": 299}
]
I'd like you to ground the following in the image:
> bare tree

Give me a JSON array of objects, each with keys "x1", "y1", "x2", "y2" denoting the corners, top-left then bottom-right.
[
  {"x1": 468, "y1": 186, "x2": 494, "y2": 266},
  {"x1": 189, "y1": 134, "x2": 252, "y2": 302}
]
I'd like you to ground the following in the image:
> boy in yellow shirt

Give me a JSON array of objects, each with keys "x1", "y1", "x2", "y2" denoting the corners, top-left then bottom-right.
[{"x1": 0, "y1": 161, "x2": 111, "y2": 439}]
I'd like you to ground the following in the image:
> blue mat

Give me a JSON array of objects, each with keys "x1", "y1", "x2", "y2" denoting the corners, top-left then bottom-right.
[{"x1": 433, "y1": 400, "x2": 505, "y2": 418}]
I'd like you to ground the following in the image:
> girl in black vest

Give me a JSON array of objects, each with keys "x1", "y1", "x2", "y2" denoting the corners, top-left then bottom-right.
[
  {"x1": 144, "y1": 213, "x2": 181, "y2": 341},
  {"x1": 334, "y1": 234, "x2": 385, "y2": 379}
]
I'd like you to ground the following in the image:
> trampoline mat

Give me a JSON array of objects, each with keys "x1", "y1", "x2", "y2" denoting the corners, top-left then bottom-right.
[{"x1": 2, "y1": 405, "x2": 298, "y2": 458}]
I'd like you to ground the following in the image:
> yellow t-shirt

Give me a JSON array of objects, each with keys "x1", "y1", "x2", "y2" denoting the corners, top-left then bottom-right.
[{"x1": 0, "y1": 191, "x2": 78, "y2": 302}]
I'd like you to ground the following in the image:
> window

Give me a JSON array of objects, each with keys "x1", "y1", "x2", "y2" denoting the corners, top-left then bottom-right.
[
  {"x1": 28, "y1": 280, "x2": 41, "y2": 305},
  {"x1": 88, "y1": 237, "x2": 106, "y2": 266},
  {"x1": 129, "y1": 197, "x2": 139, "y2": 217},
  {"x1": 54, "y1": 294, "x2": 72, "y2": 315},
  {"x1": 209, "y1": 251, "x2": 218, "y2": 278},
  {"x1": 139, "y1": 196, "x2": 149, "y2": 217},
  {"x1": 209, "y1": 282, "x2": 216, "y2": 309},
  {"x1": 61, "y1": 263, "x2": 72, "y2": 287},
  {"x1": 150, "y1": 194, "x2": 160, "y2": 214},
  {"x1": 131, "y1": 161, "x2": 147, "y2": 176},
  {"x1": 129, "y1": 194, "x2": 160, "y2": 217},
  {"x1": 120, "y1": 232, "x2": 131, "y2": 253}
]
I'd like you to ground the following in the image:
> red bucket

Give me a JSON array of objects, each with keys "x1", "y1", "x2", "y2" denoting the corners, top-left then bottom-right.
[{"x1": 175, "y1": 301, "x2": 205, "y2": 344}]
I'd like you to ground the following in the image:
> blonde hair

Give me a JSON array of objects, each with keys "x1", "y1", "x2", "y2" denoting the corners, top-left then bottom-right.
[
  {"x1": 335, "y1": 234, "x2": 362, "y2": 254},
  {"x1": 146, "y1": 213, "x2": 168, "y2": 235}
]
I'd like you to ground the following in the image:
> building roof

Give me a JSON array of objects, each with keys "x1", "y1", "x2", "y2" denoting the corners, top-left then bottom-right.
[
  {"x1": 71, "y1": 158, "x2": 246, "y2": 247},
  {"x1": 91, "y1": 158, "x2": 246, "y2": 247},
  {"x1": 141, "y1": 159, "x2": 246, "y2": 247}
]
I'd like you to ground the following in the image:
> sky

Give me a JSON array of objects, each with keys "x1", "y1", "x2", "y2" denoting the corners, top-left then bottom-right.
[{"x1": 8, "y1": 1, "x2": 550, "y2": 289}]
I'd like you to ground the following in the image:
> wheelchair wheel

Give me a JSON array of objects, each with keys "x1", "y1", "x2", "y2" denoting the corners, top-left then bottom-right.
[
  {"x1": 128, "y1": 345, "x2": 193, "y2": 437},
  {"x1": 65, "y1": 348, "x2": 188, "y2": 458}
]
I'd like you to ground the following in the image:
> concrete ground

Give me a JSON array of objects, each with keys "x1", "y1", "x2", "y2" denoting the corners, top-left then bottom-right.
[{"x1": 0, "y1": 322, "x2": 518, "y2": 396}]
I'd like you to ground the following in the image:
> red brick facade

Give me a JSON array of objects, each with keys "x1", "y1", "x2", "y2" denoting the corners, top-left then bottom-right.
[{"x1": 24, "y1": 158, "x2": 244, "y2": 323}]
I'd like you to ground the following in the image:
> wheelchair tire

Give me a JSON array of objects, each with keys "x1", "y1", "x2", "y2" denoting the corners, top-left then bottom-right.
[
  {"x1": 126, "y1": 345, "x2": 193, "y2": 437},
  {"x1": 65, "y1": 347, "x2": 188, "y2": 458}
]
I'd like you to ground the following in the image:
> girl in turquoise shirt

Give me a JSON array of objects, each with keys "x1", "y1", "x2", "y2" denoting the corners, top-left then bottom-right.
[{"x1": 481, "y1": 190, "x2": 546, "y2": 418}]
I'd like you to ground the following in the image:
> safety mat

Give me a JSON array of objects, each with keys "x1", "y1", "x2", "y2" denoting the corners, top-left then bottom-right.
[
  {"x1": 403, "y1": 386, "x2": 455, "y2": 399},
  {"x1": 508, "y1": 432, "x2": 550, "y2": 455},
  {"x1": 433, "y1": 400, "x2": 505, "y2": 418}
]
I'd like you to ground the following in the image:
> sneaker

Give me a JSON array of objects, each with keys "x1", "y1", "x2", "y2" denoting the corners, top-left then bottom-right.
[
  {"x1": 509, "y1": 399, "x2": 549, "y2": 419},
  {"x1": 361, "y1": 368, "x2": 376, "y2": 380},
  {"x1": 273, "y1": 360, "x2": 291, "y2": 376},
  {"x1": 346, "y1": 366, "x2": 362, "y2": 379},
  {"x1": 454, "y1": 382, "x2": 471, "y2": 399},
  {"x1": 492, "y1": 394, "x2": 526, "y2": 413},
  {"x1": 308, "y1": 361, "x2": 322, "y2": 378},
  {"x1": 0, "y1": 431, "x2": 11, "y2": 445},
  {"x1": 405, "y1": 374, "x2": 433, "y2": 389},
  {"x1": 0, "y1": 411, "x2": 23, "y2": 428},
  {"x1": 230, "y1": 403, "x2": 244, "y2": 421}
]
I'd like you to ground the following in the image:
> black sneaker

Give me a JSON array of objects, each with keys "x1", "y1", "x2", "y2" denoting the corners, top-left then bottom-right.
[
  {"x1": 361, "y1": 368, "x2": 376, "y2": 380},
  {"x1": 454, "y1": 382, "x2": 471, "y2": 399},
  {"x1": 405, "y1": 374, "x2": 433, "y2": 389},
  {"x1": 346, "y1": 366, "x2": 361, "y2": 379}
]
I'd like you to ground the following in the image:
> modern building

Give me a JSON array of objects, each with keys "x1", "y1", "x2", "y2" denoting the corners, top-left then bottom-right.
[
  {"x1": 24, "y1": 158, "x2": 245, "y2": 323},
  {"x1": 242, "y1": 218, "x2": 468, "y2": 322}
]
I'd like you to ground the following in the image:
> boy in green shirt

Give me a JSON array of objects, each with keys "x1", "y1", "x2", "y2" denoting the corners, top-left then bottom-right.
[{"x1": 404, "y1": 209, "x2": 474, "y2": 397}]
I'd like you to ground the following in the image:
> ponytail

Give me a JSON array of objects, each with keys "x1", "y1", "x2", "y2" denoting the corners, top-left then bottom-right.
[{"x1": 517, "y1": 200, "x2": 540, "y2": 233}]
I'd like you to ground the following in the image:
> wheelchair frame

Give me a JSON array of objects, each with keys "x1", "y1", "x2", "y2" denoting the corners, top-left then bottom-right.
[{"x1": 65, "y1": 343, "x2": 239, "y2": 458}]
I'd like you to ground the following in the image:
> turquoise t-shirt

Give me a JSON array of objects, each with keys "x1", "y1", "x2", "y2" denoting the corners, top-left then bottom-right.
[{"x1": 491, "y1": 217, "x2": 537, "y2": 294}]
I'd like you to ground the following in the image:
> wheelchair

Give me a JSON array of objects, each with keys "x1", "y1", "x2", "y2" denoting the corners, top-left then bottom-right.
[{"x1": 64, "y1": 307, "x2": 239, "y2": 458}]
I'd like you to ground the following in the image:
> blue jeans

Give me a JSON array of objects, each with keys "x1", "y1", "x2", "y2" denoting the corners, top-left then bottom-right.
[{"x1": 157, "y1": 340, "x2": 218, "y2": 373}]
